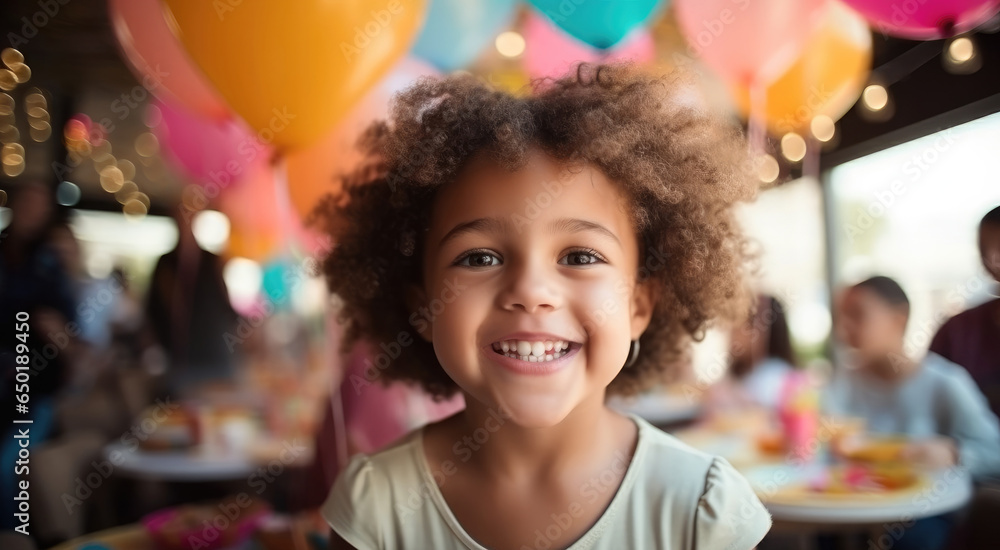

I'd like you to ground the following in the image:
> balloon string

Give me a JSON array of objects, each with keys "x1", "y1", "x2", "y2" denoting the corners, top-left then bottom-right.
[
  {"x1": 270, "y1": 154, "x2": 300, "y2": 258},
  {"x1": 748, "y1": 79, "x2": 767, "y2": 155},
  {"x1": 803, "y1": 135, "x2": 820, "y2": 182},
  {"x1": 325, "y1": 308, "x2": 350, "y2": 478}
]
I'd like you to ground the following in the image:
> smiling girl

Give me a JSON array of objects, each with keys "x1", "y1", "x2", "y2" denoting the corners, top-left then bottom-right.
[{"x1": 316, "y1": 63, "x2": 771, "y2": 549}]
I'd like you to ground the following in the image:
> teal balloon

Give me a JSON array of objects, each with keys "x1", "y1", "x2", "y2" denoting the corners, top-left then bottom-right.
[
  {"x1": 411, "y1": 0, "x2": 519, "y2": 71},
  {"x1": 262, "y1": 260, "x2": 293, "y2": 310},
  {"x1": 527, "y1": 0, "x2": 667, "y2": 49}
]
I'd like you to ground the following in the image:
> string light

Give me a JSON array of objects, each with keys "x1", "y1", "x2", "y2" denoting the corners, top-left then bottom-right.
[
  {"x1": 117, "y1": 159, "x2": 136, "y2": 181},
  {"x1": 947, "y1": 37, "x2": 974, "y2": 63},
  {"x1": 99, "y1": 165, "x2": 125, "y2": 192},
  {"x1": 810, "y1": 115, "x2": 836, "y2": 142},
  {"x1": 115, "y1": 181, "x2": 138, "y2": 203},
  {"x1": 862, "y1": 84, "x2": 888, "y2": 111},
  {"x1": 122, "y1": 198, "x2": 148, "y2": 220},
  {"x1": 135, "y1": 132, "x2": 158, "y2": 157},
  {"x1": 495, "y1": 31, "x2": 526, "y2": 58},
  {"x1": 781, "y1": 132, "x2": 807, "y2": 162},
  {"x1": 943, "y1": 35, "x2": 981, "y2": 75},
  {"x1": 757, "y1": 154, "x2": 779, "y2": 184}
]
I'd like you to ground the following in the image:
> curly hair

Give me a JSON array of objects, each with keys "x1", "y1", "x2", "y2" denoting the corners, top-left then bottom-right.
[{"x1": 314, "y1": 63, "x2": 757, "y2": 399}]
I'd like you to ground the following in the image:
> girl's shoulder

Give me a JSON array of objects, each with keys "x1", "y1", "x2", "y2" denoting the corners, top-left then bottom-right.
[
  {"x1": 319, "y1": 429, "x2": 428, "y2": 549},
  {"x1": 627, "y1": 415, "x2": 772, "y2": 548}
]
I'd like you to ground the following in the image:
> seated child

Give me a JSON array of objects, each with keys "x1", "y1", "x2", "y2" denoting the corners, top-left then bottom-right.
[
  {"x1": 828, "y1": 275, "x2": 1000, "y2": 479},
  {"x1": 827, "y1": 276, "x2": 1000, "y2": 550},
  {"x1": 316, "y1": 63, "x2": 772, "y2": 549}
]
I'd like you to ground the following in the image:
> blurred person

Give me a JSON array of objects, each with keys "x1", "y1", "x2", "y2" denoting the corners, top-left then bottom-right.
[
  {"x1": 145, "y1": 203, "x2": 242, "y2": 397},
  {"x1": 0, "y1": 182, "x2": 77, "y2": 530},
  {"x1": 47, "y1": 222, "x2": 120, "y2": 351},
  {"x1": 107, "y1": 266, "x2": 145, "y2": 356},
  {"x1": 706, "y1": 295, "x2": 798, "y2": 415},
  {"x1": 827, "y1": 276, "x2": 1000, "y2": 550},
  {"x1": 930, "y1": 205, "x2": 1000, "y2": 418}
]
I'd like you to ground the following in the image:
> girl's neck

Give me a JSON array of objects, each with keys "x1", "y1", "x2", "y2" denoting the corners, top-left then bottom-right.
[{"x1": 454, "y1": 393, "x2": 636, "y2": 482}]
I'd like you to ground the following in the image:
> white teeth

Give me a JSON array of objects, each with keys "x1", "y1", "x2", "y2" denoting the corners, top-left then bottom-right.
[
  {"x1": 516, "y1": 341, "x2": 531, "y2": 356},
  {"x1": 491, "y1": 338, "x2": 576, "y2": 362},
  {"x1": 531, "y1": 342, "x2": 545, "y2": 357}
]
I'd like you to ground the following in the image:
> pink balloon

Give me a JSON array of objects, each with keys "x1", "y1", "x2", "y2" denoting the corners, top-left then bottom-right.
[
  {"x1": 675, "y1": 0, "x2": 828, "y2": 86},
  {"x1": 523, "y1": 12, "x2": 655, "y2": 80},
  {"x1": 840, "y1": 0, "x2": 1000, "y2": 39},
  {"x1": 154, "y1": 98, "x2": 268, "y2": 189},
  {"x1": 108, "y1": 0, "x2": 230, "y2": 121}
]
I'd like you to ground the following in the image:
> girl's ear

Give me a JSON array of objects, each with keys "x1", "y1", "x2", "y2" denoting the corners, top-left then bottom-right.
[
  {"x1": 630, "y1": 279, "x2": 657, "y2": 340},
  {"x1": 405, "y1": 283, "x2": 432, "y2": 342}
]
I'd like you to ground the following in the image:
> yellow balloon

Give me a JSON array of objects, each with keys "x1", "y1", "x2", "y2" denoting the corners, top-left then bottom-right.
[
  {"x1": 732, "y1": 2, "x2": 872, "y2": 136},
  {"x1": 161, "y1": 0, "x2": 427, "y2": 152}
]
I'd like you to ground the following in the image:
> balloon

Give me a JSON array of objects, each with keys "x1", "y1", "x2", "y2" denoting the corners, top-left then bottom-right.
[
  {"x1": 412, "y1": 0, "x2": 519, "y2": 71},
  {"x1": 527, "y1": 0, "x2": 666, "y2": 49},
  {"x1": 162, "y1": 0, "x2": 428, "y2": 152},
  {"x1": 523, "y1": 11, "x2": 655, "y2": 80},
  {"x1": 674, "y1": 0, "x2": 828, "y2": 86},
  {"x1": 219, "y1": 161, "x2": 283, "y2": 262},
  {"x1": 731, "y1": 2, "x2": 872, "y2": 136},
  {"x1": 286, "y1": 58, "x2": 439, "y2": 223},
  {"x1": 261, "y1": 259, "x2": 293, "y2": 310},
  {"x1": 153, "y1": 99, "x2": 267, "y2": 189},
  {"x1": 840, "y1": 0, "x2": 1000, "y2": 39},
  {"x1": 107, "y1": 0, "x2": 229, "y2": 121}
]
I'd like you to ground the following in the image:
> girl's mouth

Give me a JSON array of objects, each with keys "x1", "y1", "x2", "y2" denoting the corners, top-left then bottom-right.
[{"x1": 490, "y1": 339, "x2": 576, "y2": 362}]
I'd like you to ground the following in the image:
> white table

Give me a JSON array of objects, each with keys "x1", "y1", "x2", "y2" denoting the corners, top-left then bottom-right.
[
  {"x1": 741, "y1": 462, "x2": 974, "y2": 524},
  {"x1": 103, "y1": 442, "x2": 257, "y2": 482}
]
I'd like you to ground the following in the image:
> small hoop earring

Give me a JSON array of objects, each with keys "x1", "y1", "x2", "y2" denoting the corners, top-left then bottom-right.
[{"x1": 624, "y1": 339, "x2": 640, "y2": 368}]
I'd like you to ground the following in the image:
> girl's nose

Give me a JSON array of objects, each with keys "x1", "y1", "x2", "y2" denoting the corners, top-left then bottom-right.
[{"x1": 498, "y1": 259, "x2": 563, "y2": 314}]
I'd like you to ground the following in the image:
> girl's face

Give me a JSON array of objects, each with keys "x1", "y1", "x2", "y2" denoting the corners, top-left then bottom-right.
[
  {"x1": 836, "y1": 287, "x2": 905, "y2": 363},
  {"x1": 412, "y1": 149, "x2": 654, "y2": 428}
]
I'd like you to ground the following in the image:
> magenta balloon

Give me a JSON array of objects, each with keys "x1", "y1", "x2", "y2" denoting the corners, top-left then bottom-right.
[
  {"x1": 153, "y1": 98, "x2": 267, "y2": 190},
  {"x1": 840, "y1": 0, "x2": 1000, "y2": 39},
  {"x1": 674, "y1": 0, "x2": 828, "y2": 86},
  {"x1": 523, "y1": 11, "x2": 655, "y2": 80},
  {"x1": 108, "y1": 0, "x2": 230, "y2": 121}
]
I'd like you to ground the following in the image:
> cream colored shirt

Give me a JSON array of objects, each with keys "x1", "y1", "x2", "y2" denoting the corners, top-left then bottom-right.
[{"x1": 321, "y1": 414, "x2": 772, "y2": 549}]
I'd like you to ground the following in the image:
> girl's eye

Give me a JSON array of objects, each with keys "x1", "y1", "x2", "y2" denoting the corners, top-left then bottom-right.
[
  {"x1": 454, "y1": 250, "x2": 502, "y2": 268},
  {"x1": 560, "y1": 249, "x2": 607, "y2": 266}
]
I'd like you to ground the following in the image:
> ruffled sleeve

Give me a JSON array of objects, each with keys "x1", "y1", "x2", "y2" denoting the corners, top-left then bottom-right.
[
  {"x1": 320, "y1": 453, "x2": 384, "y2": 550},
  {"x1": 694, "y1": 457, "x2": 772, "y2": 550}
]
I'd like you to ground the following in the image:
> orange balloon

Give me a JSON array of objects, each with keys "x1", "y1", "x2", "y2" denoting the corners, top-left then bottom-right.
[
  {"x1": 161, "y1": 0, "x2": 428, "y2": 152},
  {"x1": 286, "y1": 57, "x2": 438, "y2": 222},
  {"x1": 731, "y1": 2, "x2": 872, "y2": 136}
]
